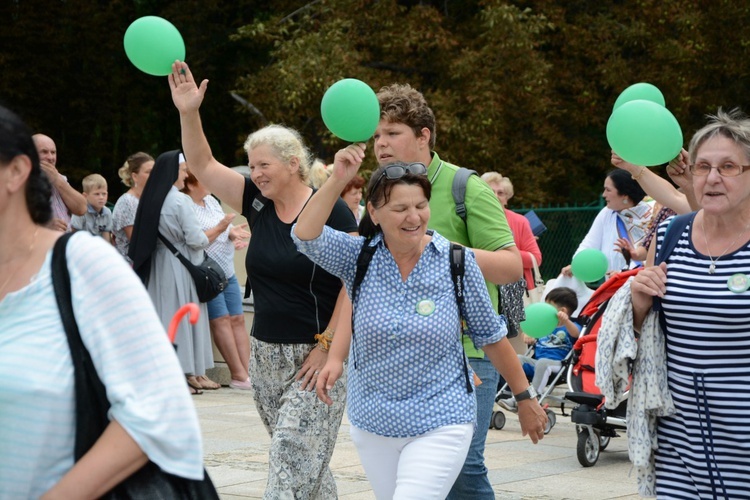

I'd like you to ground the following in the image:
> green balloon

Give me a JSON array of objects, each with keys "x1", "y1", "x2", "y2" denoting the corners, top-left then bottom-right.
[
  {"x1": 613, "y1": 82, "x2": 666, "y2": 111},
  {"x1": 571, "y1": 248, "x2": 609, "y2": 283},
  {"x1": 520, "y1": 302, "x2": 559, "y2": 339},
  {"x1": 321, "y1": 79, "x2": 380, "y2": 142},
  {"x1": 124, "y1": 16, "x2": 185, "y2": 76},
  {"x1": 606, "y1": 99, "x2": 683, "y2": 167}
]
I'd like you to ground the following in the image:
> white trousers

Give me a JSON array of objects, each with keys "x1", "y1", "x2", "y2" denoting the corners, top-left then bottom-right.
[{"x1": 350, "y1": 423, "x2": 473, "y2": 500}]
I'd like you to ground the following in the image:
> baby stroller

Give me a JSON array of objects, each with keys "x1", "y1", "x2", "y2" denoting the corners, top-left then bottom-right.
[
  {"x1": 490, "y1": 343, "x2": 574, "y2": 435},
  {"x1": 564, "y1": 269, "x2": 639, "y2": 467}
]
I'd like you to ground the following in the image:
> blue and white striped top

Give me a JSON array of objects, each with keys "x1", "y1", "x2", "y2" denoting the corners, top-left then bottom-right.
[
  {"x1": 655, "y1": 216, "x2": 750, "y2": 499},
  {"x1": 293, "y1": 226, "x2": 505, "y2": 438},
  {"x1": 0, "y1": 232, "x2": 204, "y2": 498}
]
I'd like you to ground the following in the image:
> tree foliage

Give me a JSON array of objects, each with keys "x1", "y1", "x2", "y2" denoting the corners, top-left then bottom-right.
[{"x1": 2, "y1": 0, "x2": 750, "y2": 203}]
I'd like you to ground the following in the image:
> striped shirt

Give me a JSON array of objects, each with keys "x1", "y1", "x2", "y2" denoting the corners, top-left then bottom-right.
[
  {"x1": 0, "y1": 233, "x2": 204, "y2": 498},
  {"x1": 655, "y1": 217, "x2": 750, "y2": 499}
]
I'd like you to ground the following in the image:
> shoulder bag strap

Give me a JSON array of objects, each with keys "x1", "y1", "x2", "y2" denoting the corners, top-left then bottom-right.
[
  {"x1": 51, "y1": 233, "x2": 110, "y2": 461},
  {"x1": 157, "y1": 231, "x2": 197, "y2": 271},
  {"x1": 449, "y1": 243, "x2": 473, "y2": 394}
]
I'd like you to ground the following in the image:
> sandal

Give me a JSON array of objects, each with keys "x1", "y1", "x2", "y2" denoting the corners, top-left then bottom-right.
[
  {"x1": 196, "y1": 375, "x2": 221, "y2": 390},
  {"x1": 187, "y1": 376, "x2": 204, "y2": 395}
]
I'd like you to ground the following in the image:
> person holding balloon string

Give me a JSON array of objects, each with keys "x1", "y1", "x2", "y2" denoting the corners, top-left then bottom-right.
[
  {"x1": 373, "y1": 83, "x2": 524, "y2": 500},
  {"x1": 293, "y1": 144, "x2": 548, "y2": 499},
  {"x1": 498, "y1": 287, "x2": 581, "y2": 411},
  {"x1": 168, "y1": 61, "x2": 357, "y2": 499}
]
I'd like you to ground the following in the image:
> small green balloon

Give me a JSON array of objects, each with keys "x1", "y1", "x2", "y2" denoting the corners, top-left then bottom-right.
[
  {"x1": 124, "y1": 16, "x2": 185, "y2": 76},
  {"x1": 606, "y1": 99, "x2": 683, "y2": 167},
  {"x1": 613, "y1": 82, "x2": 666, "y2": 111},
  {"x1": 571, "y1": 248, "x2": 609, "y2": 283},
  {"x1": 520, "y1": 302, "x2": 559, "y2": 339},
  {"x1": 321, "y1": 79, "x2": 380, "y2": 142}
]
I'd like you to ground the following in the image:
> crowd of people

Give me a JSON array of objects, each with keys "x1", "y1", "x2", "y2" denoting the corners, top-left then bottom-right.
[{"x1": 2, "y1": 59, "x2": 749, "y2": 498}]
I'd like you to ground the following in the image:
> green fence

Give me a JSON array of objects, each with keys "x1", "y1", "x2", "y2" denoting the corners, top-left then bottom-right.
[{"x1": 513, "y1": 200, "x2": 605, "y2": 282}]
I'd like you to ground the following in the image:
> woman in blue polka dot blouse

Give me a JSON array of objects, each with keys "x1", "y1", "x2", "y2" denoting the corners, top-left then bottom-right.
[{"x1": 292, "y1": 143, "x2": 548, "y2": 499}]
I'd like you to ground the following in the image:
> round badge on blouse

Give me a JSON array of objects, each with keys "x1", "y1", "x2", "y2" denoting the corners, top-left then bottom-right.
[
  {"x1": 416, "y1": 299, "x2": 436, "y2": 316},
  {"x1": 727, "y1": 273, "x2": 750, "y2": 293}
]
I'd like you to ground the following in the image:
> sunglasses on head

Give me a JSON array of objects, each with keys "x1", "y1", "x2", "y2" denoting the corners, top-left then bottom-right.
[{"x1": 370, "y1": 162, "x2": 427, "y2": 194}]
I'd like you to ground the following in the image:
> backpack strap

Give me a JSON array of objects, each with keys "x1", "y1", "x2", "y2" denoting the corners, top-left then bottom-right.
[
  {"x1": 349, "y1": 239, "x2": 377, "y2": 369},
  {"x1": 451, "y1": 168, "x2": 478, "y2": 223},
  {"x1": 449, "y1": 242, "x2": 473, "y2": 394},
  {"x1": 652, "y1": 212, "x2": 695, "y2": 319}
]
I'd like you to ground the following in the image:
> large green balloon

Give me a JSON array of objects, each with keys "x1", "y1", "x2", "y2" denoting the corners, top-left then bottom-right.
[
  {"x1": 606, "y1": 100, "x2": 683, "y2": 167},
  {"x1": 520, "y1": 302, "x2": 559, "y2": 339},
  {"x1": 613, "y1": 82, "x2": 666, "y2": 111},
  {"x1": 124, "y1": 16, "x2": 185, "y2": 76},
  {"x1": 571, "y1": 248, "x2": 609, "y2": 283},
  {"x1": 321, "y1": 79, "x2": 380, "y2": 142}
]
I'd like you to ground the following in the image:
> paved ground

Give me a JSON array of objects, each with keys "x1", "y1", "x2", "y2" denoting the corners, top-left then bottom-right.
[{"x1": 196, "y1": 388, "x2": 640, "y2": 499}]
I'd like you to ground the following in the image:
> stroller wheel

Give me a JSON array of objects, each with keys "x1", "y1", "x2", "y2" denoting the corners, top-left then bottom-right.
[
  {"x1": 544, "y1": 409, "x2": 556, "y2": 434},
  {"x1": 599, "y1": 434, "x2": 611, "y2": 450},
  {"x1": 490, "y1": 411, "x2": 506, "y2": 430},
  {"x1": 576, "y1": 429, "x2": 600, "y2": 467}
]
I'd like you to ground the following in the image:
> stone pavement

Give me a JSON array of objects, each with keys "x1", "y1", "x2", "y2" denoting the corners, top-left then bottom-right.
[{"x1": 196, "y1": 388, "x2": 640, "y2": 500}]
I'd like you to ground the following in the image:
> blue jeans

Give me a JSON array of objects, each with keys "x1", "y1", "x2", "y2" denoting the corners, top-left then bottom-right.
[{"x1": 446, "y1": 356, "x2": 499, "y2": 499}]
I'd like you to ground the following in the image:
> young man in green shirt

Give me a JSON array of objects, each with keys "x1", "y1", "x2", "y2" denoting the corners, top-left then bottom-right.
[{"x1": 374, "y1": 84, "x2": 547, "y2": 499}]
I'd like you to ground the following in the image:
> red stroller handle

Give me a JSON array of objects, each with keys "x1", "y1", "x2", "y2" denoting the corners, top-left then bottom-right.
[{"x1": 167, "y1": 303, "x2": 200, "y2": 343}]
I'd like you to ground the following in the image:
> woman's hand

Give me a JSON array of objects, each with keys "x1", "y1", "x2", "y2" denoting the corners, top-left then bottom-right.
[
  {"x1": 331, "y1": 143, "x2": 366, "y2": 183},
  {"x1": 316, "y1": 360, "x2": 344, "y2": 405},
  {"x1": 295, "y1": 346, "x2": 328, "y2": 392},
  {"x1": 229, "y1": 223, "x2": 250, "y2": 250},
  {"x1": 631, "y1": 262, "x2": 667, "y2": 326},
  {"x1": 561, "y1": 264, "x2": 573, "y2": 277},
  {"x1": 666, "y1": 148, "x2": 692, "y2": 191},
  {"x1": 517, "y1": 400, "x2": 548, "y2": 444},
  {"x1": 218, "y1": 213, "x2": 235, "y2": 231},
  {"x1": 610, "y1": 151, "x2": 640, "y2": 174},
  {"x1": 614, "y1": 237, "x2": 635, "y2": 255},
  {"x1": 168, "y1": 61, "x2": 208, "y2": 114}
]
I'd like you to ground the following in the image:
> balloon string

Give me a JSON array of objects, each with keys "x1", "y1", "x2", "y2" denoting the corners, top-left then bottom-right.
[{"x1": 167, "y1": 303, "x2": 200, "y2": 343}]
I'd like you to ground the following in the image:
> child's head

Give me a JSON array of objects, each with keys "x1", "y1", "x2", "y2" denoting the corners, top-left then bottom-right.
[
  {"x1": 81, "y1": 173, "x2": 108, "y2": 211},
  {"x1": 545, "y1": 287, "x2": 578, "y2": 316}
]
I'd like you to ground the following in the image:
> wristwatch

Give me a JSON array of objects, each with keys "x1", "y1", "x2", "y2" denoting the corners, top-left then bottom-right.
[{"x1": 514, "y1": 385, "x2": 538, "y2": 402}]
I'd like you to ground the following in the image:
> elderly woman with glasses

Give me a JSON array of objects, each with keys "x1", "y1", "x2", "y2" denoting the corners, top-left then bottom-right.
[
  {"x1": 620, "y1": 108, "x2": 750, "y2": 498},
  {"x1": 292, "y1": 144, "x2": 547, "y2": 499}
]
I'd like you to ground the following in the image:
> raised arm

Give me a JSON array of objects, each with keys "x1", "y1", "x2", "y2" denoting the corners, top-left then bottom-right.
[
  {"x1": 294, "y1": 143, "x2": 366, "y2": 241},
  {"x1": 169, "y1": 61, "x2": 246, "y2": 212},
  {"x1": 611, "y1": 151, "x2": 692, "y2": 214}
]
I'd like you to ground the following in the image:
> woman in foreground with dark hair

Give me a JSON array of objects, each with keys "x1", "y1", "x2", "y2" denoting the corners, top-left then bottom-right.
[{"x1": 0, "y1": 108, "x2": 205, "y2": 496}]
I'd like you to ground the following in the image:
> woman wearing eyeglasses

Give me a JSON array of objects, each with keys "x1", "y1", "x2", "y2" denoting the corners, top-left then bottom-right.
[
  {"x1": 292, "y1": 146, "x2": 548, "y2": 499},
  {"x1": 169, "y1": 62, "x2": 358, "y2": 498},
  {"x1": 624, "y1": 108, "x2": 750, "y2": 498}
]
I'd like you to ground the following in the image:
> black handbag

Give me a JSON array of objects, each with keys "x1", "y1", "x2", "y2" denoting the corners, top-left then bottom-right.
[
  {"x1": 51, "y1": 234, "x2": 220, "y2": 499},
  {"x1": 157, "y1": 232, "x2": 227, "y2": 303}
]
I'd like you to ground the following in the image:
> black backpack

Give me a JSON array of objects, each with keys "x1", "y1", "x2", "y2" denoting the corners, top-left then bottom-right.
[{"x1": 451, "y1": 167, "x2": 523, "y2": 337}]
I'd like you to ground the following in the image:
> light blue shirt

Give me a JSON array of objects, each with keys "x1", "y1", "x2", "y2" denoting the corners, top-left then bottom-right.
[
  {"x1": 0, "y1": 233, "x2": 204, "y2": 498},
  {"x1": 292, "y1": 227, "x2": 506, "y2": 437}
]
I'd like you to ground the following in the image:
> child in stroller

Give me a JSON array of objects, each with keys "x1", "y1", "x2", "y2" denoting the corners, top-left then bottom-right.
[
  {"x1": 493, "y1": 287, "x2": 581, "y2": 434},
  {"x1": 564, "y1": 269, "x2": 639, "y2": 467}
]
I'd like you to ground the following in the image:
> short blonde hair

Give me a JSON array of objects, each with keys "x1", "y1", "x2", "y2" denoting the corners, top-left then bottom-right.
[
  {"x1": 243, "y1": 124, "x2": 311, "y2": 184},
  {"x1": 82, "y1": 173, "x2": 107, "y2": 193},
  {"x1": 480, "y1": 172, "x2": 503, "y2": 184},
  {"x1": 309, "y1": 159, "x2": 331, "y2": 189}
]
